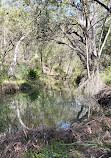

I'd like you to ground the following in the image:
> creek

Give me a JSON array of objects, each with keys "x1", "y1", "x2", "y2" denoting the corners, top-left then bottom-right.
[{"x1": 0, "y1": 86, "x2": 91, "y2": 134}]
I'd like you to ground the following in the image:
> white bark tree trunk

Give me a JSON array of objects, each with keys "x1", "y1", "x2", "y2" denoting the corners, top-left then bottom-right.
[
  {"x1": 86, "y1": 36, "x2": 90, "y2": 79},
  {"x1": 98, "y1": 23, "x2": 111, "y2": 56},
  {"x1": 8, "y1": 36, "x2": 25, "y2": 75},
  {"x1": 16, "y1": 106, "x2": 30, "y2": 130}
]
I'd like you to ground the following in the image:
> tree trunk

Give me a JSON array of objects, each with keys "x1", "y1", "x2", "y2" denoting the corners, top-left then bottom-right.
[
  {"x1": 40, "y1": 52, "x2": 44, "y2": 74},
  {"x1": 86, "y1": 36, "x2": 91, "y2": 79},
  {"x1": 8, "y1": 30, "x2": 31, "y2": 76},
  {"x1": 8, "y1": 36, "x2": 25, "y2": 75}
]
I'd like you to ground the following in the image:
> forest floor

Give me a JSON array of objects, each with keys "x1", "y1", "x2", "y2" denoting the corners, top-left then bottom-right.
[{"x1": 1, "y1": 115, "x2": 111, "y2": 158}]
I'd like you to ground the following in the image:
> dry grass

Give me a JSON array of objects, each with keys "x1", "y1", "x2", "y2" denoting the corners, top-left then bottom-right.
[{"x1": 76, "y1": 72, "x2": 104, "y2": 96}]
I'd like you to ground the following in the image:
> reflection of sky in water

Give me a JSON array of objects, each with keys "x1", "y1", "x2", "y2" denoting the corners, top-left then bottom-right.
[{"x1": 57, "y1": 121, "x2": 71, "y2": 129}]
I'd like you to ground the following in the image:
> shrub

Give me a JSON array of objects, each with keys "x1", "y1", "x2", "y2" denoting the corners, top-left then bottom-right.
[
  {"x1": 27, "y1": 68, "x2": 40, "y2": 79},
  {"x1": 104, "y1": 66, "x2": 111, "y2": 85}
]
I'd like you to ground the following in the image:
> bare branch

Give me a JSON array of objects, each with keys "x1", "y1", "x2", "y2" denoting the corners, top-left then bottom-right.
[{"x1": 93, "y1": 0, "x2": 111, "y2": 13}]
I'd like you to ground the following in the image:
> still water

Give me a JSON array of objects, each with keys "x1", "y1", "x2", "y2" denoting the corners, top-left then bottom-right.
[{"x1": 0, "y1": 87, "x2": 88, "y2": 134}]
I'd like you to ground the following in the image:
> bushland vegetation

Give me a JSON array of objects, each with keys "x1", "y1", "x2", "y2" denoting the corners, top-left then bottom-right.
[{"x1": 0, "y1": 0, "x2": 111, "y2": 157}]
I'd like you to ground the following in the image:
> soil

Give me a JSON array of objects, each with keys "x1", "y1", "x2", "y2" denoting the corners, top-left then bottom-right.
[
  {"x1": 96, "y1": 87, "x2": 111, "y2": 106},
  {"x1": 1, "y1": 116, "x2": 111, "y2": 158}
]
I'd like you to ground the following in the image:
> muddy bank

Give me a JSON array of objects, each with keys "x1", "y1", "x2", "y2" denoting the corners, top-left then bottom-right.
[
  {"x1": 1, "y1": 116, "x2": 111, "y2": 158},
  {"x1": 96, "y1": 87, "x2": 111, "y2": 106},
  {"x1": 1, "y1": 83, "x2": 20, "y2": 94},
  {"x1": 0, "y1": 82, "x2": 37, "y2": 95}
]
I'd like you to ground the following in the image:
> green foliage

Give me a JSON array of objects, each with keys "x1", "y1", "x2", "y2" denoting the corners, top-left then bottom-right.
[
  {"x1": 27, "y1": 68, "x2": 40, "y2": 79},
  {"x1": 105, "y1": 65, "x2": 111, "y2": 73},
  {"x1": 0, "y1": 103, "x2": 11, "y2": 133},
  {"x1": 105, "y1": 77, "x2": 111, "y2": 85},
  {"x1": 53, "y1": 64, "x2": 59, "y2": 70},
  {"x1": 15, "y1": 64, "x2": 27, "y2": 79},
  {"x1": 54, "y1": 66, "x2": 65, "y2": 75},
  {"x1": 101, "y1": 22, "x2": 111, "y2": 55},
  {"x1": 103, "y1": 66, "x2": 111, "y2": 85},
  {"x1": 33, "y1": 59, "x2": 41, "y2": 70},
  {"x1": 23, "y1": 141, "x2": 74, "y2": 158},
  {"x1": 20, "y1": 82, "x2": 32, "y2": 92},
  {"x1": 0, "y1": 70, "x2": 9, "y2": 84},
  {"x1": 23, "y1": 139, "x2": 85, "y2": 158},
  {"x1": 24, "y1": 0, "x2": 30, "y2": 6}
]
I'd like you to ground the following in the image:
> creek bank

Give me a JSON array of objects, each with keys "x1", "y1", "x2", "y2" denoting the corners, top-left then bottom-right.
[
  {"x1": 0, "y1": 116, "x2": 111, "y2": 158},
  {"x1": 1, "y1": 83, "x2": 20, "y2": 94},
  {"x1": 96, "y1": 87, "x2": 111, "y2": 106},
  {"x1": 0, "y1": 80, "x2": 43, "y2": 95}
]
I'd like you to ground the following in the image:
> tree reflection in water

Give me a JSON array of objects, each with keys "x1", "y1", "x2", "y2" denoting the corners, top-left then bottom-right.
[{"x1": 0, "y1": 87, "x2": 88, "y2": 134}]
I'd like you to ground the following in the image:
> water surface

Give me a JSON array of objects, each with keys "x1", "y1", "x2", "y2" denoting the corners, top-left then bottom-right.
[{"x1": 0, "y1": 86, "x2": 88, "y2": 134}]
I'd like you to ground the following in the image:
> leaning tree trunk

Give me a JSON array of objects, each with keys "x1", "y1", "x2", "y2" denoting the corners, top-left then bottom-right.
[
  {"x1": 8, "y1": 36, "x2": 25, "y2": 76},
  {"x1": 8, "y1": 30, "x2": 32, "y2": 76}
]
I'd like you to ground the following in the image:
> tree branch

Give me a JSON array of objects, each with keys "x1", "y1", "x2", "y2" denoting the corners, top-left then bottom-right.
[
  {"x1": 71, "y1": 31, "x2": 86, "y2": 44},
  {"x1": 93, "y1": 0, "x2": 111, "y2": 13},
  {"x1": 98, "y1": 23, "x2": 111, "y2": 56}
]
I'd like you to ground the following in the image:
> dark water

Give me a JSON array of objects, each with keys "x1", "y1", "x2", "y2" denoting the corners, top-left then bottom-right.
[{"x1": 0, "y1": 87, "x2": 88, "y2": 134}]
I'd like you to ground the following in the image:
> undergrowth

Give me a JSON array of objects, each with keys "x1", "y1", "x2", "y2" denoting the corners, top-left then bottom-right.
[
  {"x1": 102, "y1": 65, "x2": 111, "y2": 85},
  {"x1": 23, "y1": 140, "x2": 83, "y2": 158}
]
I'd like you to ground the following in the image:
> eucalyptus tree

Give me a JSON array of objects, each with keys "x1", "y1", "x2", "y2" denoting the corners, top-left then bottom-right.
[
  {"x1": 51, "y1": 0, "x2": 111, "y2": 80},
  {"x1": 3, "y1": 0, "x2": 60, "y2": 76},
  {"x1": 0, "y1": 1, "x2": 33, "y2": 75},
  {"x1": 1, "y1": 0, "x2": 111, "y2": 81},
  {"x1": 7, "y1": 0, "x2": 36, "y2": 75}
]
